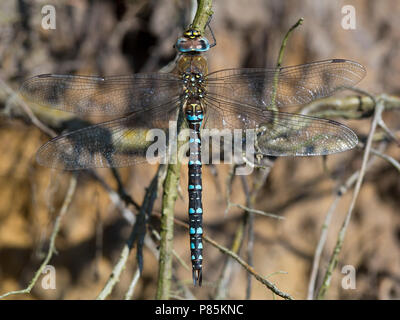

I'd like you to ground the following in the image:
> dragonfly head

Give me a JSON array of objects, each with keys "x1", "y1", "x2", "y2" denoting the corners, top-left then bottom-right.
[{"x1": 175, "y1": 28, "x2": 210, "y2": 54}]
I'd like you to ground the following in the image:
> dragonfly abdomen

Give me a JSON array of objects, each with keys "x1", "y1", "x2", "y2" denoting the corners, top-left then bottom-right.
[{"x1": 185, "y1": 99, "x2": 204, "y2": 286}]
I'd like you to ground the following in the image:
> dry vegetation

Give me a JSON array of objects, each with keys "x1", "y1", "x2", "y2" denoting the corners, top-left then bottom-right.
[{"x1": 0, "y1": 0, "x2": 399, "y2": 299}]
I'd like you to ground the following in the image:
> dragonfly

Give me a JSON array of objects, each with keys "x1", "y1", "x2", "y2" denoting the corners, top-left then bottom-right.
[{"x1": 19, "y1": 27, "x2": 366, "y2": 286}]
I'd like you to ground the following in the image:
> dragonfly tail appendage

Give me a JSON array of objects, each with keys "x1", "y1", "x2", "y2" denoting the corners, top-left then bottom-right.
[{"x1": 193, "y1": 269, "x2": 203, "y2": 286}]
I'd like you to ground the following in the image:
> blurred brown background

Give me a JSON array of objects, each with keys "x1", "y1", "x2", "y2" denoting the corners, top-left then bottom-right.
[{"x1": 0, "y1": 0, "x2": 399, "y2": 299}]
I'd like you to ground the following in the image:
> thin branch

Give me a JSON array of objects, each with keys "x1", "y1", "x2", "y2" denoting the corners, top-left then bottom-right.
[
  {"x1": 205, "y1": 233, "x2": 293, "y2": 300},
  {"x1": 229, "y1": 203, "x2": 283, "y2": 220},
  {"x1": 89, "y1": 170, "x2": 136, "y2": 225},
  {"x1": 242, "y1": 176, "x2": 254, "y2": 300},
  {"x1": 0, "y1": 173, "x2": 78, "y2": 299},
  {"x1": 214, "y1": 167, "x2": 246, "y2": 298},
  {"x1": 124, "y1": 267, "x2": 141, "y2": 300},
  {"x1": 155, "y1": 112, "x2": 186, "y2": 299},
  {"x1": 214, "y1": 164, "x2": 247, "y2": 299},
  {"x1": 307, "y1": 142, "x2": 384, "y2": 299},
  {"x1": 223, "y1": 164, "x2": 237, "y2": 216},
  {"x1": 96, "y1": 166, "x2": 163, "y2": 300},
  {"x1": 316, "y1": 98, "x2": 384, "y2": 299},
  {"x1": 153, "y1": 211, "x2": 292, "y2": 299},
  {"x1": 0, "y1": 75, "x2": 57, "y2": 137},
  {"x1": 369, "y1": 148, "x2": 400, "y2": 172},
  {"x1": 191, "y1": 0, "x2": 213, "y2": 33},
  {"x1": 378, "y1": 118, "x2": 400, "y2": 146},
  {"x1": 96, "y1": 244, "x2": 131, "y2": 300},
  {"x1": 270, "y1": 18, "x2": 303, "y2": 109},
  {"x1": 356, "y1": 141, "x2": 400, "y2": 173}
]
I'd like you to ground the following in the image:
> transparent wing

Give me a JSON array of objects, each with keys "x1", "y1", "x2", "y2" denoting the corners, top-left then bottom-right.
[
  {"x1": 203, "y1": 95, "x2": 358, "y2": 156},
  {"x1": 36, "y1": 99, "x2": 181, "y2": 169},
  {"x1": 205, "y1": 59, "x2": 366, "y2": 108},
  {"x1": 20, "y1": 73, "x2": 182, "y2": 116}
]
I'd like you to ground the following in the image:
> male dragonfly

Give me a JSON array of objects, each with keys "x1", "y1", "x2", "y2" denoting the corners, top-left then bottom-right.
[{"x1": 19, "y1": 27, "x2": 366, "y2": 286}]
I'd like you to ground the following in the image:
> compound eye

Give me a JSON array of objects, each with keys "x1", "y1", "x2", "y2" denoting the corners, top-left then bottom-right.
[
  {"x1": 175, "y1": 37, "x2": 191, "y2": 52},
  {"x1": 196, "y1": 38, "x2": 210, "y2": 51},
  {"x1": 176, "y1": 35, "x2": 210, "y2": 53}
]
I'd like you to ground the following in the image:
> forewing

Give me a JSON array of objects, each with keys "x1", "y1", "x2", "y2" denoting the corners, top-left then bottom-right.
[
  {"x1": 20, "y1": 73, "x2": 182, "y2": 116},
  {"x1": 206, "y1": 59, "x2": 366, "y2": 108}
]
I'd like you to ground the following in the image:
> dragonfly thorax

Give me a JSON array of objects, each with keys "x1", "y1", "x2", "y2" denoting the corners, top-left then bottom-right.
[
  {"x1": 182, "y1": 72, "x2": 206, "y2": 99},
  {"x1": 176, "y1": 55, "x2": 208, "y2": 76},
  {"x1": 182, "y1": 72, "x2": 204, "y2": 85}
]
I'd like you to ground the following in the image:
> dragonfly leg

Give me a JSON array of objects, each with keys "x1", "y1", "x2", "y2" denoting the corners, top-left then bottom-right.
[{"x1": 207, "y1": 17, "x2": 217, "y2": 48}]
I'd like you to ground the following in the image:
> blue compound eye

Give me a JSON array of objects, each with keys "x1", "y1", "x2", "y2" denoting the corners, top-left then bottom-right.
[
  {"x1": 175, "y1": 37, "x2": 210, "y2": 53},
  {"x1": 175, "y1": 37, "x2": 190, "y2": 52},
  {"x1": 196, "y1": 38, "x2": 210, "y2": 52}
]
